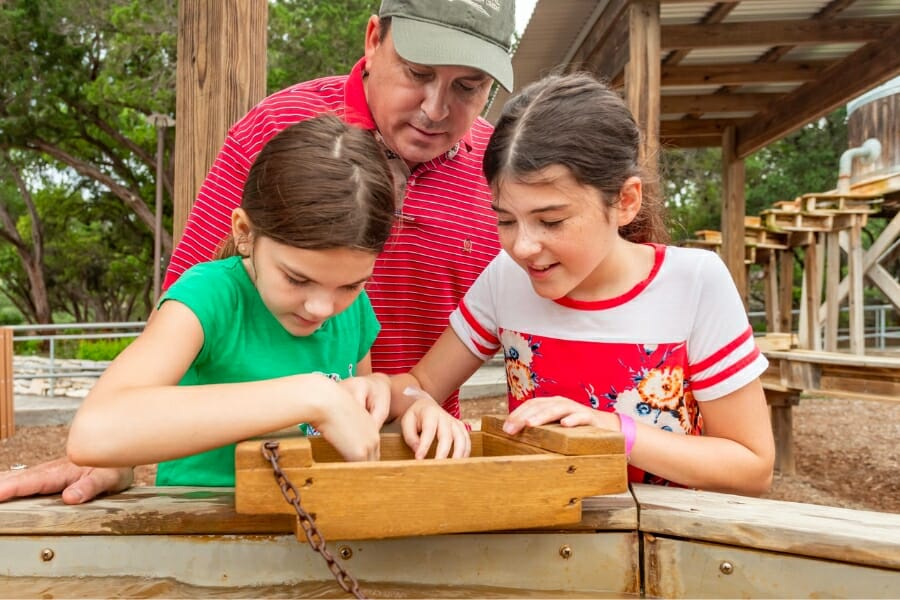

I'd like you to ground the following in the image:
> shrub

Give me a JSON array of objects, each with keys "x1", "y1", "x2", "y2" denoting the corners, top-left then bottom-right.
[{"x1": 76, "y1": 337, "x2": 135, "y2": 361}]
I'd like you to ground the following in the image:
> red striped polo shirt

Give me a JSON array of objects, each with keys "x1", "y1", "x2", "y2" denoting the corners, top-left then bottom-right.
[{"x1": 163, "y1": 59, "x2": 501, "y2": 418}]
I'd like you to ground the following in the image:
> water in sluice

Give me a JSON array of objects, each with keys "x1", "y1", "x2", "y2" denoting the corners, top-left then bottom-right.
[{"x1": 0, "y1": 577, "x2": 638, "y2": 599}]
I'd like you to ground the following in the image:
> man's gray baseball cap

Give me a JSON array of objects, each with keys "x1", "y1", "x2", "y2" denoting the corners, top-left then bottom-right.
[{"x1": 379, "y1": 0, "x2": 515, "y2": 91}]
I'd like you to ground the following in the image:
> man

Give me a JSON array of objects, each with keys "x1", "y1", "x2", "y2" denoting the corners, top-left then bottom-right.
[{"x1": 0, "y1": 0, "x2": 515, "y2": 504}]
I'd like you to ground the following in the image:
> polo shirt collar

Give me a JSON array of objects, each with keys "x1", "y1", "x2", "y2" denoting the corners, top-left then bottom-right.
[{"x1": 343, "y1": 58, "x2": 474, "y2": 156}]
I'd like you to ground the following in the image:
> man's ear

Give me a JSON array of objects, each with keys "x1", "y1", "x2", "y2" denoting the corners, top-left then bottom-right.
[
  {"x1": 363, "y1": 15, "x2": 382, "y2": 70},
  {"x1": 617, "y1": 176, "x2": 643, "y2": 227},
  {"x1": 231, "y1": 208, "x2": 253, "y2": 256}
]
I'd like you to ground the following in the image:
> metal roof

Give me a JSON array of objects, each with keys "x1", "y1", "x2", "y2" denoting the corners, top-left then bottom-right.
[{"x1": 489, "y1": 0, "x2": 900, "y2": 154}]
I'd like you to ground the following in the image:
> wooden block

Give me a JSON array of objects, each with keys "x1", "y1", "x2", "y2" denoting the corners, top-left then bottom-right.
[{"x1": 480, "y1": 415, "x2": 624, "y2": 456}]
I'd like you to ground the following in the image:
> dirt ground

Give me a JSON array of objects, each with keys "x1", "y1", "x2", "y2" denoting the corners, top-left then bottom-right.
[{"x1": 1, "y1": 394, "x2": 897, "y2": 513}]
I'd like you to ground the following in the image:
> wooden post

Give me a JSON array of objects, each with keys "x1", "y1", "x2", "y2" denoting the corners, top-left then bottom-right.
[
  {"x1": 625, "y1": 0, "x2": 660, "y2": 198},
  {"x1": 764, "y1": 249, "x2": 780, "y2": 332},
  {"x1": 0, "y1": 327, "x2": 13, "y2": 440},
  {"x1": 800, "y1": 239, "x2": 820, "y2": 350},
  {"x1": 824, "y1": 231, "x2": 840, "y2": 351},
  {"x1": 722, "y1": 126, "x2": 747, "y2": 303},
  {"x1": 174, "y1": 0, "x2": 268, "y2": 243},
  {"x1": 766, "y1": 388, "x2": 799, "y2": 476},
  {"x1": 847, "y1": 216, "x2": 865, "y2": 354},
  {"x1": 778, "y1": 249, "x2": 794, "y2": 335}
]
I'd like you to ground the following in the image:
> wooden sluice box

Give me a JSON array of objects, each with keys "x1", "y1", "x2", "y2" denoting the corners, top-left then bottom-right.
[{"x1": 235, "y1": 415, "x2": 627, "y2": 540}]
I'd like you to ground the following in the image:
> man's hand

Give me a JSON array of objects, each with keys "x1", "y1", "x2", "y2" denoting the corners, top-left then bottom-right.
[{"x1": 0, "y1": 457, "x2": 134, "y2": 505}]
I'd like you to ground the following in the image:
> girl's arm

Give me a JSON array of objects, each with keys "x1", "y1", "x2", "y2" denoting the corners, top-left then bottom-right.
[
  {"x1": 389, "y1": 327, "x2": 485, "y2": 458},
  {"x1": 67, "y1": 301, "x2": 381, "y2": 467},
  {"x1": 505, "y1": 379, "x2": 775, "y2": 495}
]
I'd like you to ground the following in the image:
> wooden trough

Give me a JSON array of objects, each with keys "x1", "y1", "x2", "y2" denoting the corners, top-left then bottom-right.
[{"x1": 235, "y1": 415, "x2": 627, "y2": 540}]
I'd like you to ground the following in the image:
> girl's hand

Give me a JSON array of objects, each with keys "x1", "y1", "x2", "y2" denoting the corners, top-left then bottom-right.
[
  {"x1": 503, "y1": 396, "x2": 620, "y2": 435},
  {"x1": 337, "y1": 373, "x2": 391, "y2": 430},
  {"x1": 400, "y1": 388, "x2": 471, "y2": 460},
  {"x1": 312, "y1": 383, "x2": 381, "y2": 462}
]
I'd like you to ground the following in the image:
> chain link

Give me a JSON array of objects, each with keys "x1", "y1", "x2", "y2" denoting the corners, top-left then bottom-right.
[{"x1": 261, "y1": 440, "x2": 367, "y2": 599}]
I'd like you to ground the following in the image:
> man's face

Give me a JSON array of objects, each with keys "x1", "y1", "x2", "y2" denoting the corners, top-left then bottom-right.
[{"x1": 363, "y1": 17, "x2": 493, "y2": 167}]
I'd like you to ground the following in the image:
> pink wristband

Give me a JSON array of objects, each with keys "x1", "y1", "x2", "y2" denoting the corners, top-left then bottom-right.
[{"x1": 617, "y1": 413, "x2": 636, "y2": 458}]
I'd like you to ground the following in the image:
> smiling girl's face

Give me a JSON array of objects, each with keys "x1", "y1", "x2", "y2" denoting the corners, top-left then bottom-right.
[{"x1": 493, "y1": 165, "x2": 639, "y2": 303}]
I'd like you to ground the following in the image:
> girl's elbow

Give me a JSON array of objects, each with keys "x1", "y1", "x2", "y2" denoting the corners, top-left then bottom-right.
[{"x1": 741, "y1": 454, "x2": 775, "y2": 496}]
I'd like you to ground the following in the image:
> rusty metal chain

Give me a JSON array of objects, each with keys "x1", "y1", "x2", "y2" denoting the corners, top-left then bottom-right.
[{"x1": 261, "y1": 440, "x2": 367, "y2": 599}]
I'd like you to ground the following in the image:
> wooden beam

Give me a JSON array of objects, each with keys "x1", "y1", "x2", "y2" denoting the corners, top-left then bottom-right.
[
  {"x1": 736, "y1": 27, "x2": 900, "y2": 158},
  {"x1": 660, "y1": 135, "x2": 722, "y2": 149},
  {"x1": 662, "y1": 93, "x2": 779, "y2": 114},
  {"x1": 661, "y1": 61, "x2": 830, "y2": 86},
  {"x1": 661, "y1": 118, "x2": 743, "y2": 138},
  {"x1": 625, "y1": 1, "x2": 661, "y2": 190},
  {"x1": 661, "y1": 18, "x2": 898, "y2": 50},
  {"x1": 174, "y1": 0, "x2": 268, "y2": 243},
  {"x1": 582, "y1": 19, "x2": 631, "y2": 83},
  {"x1": 568, "y1": 0, "x2": 629, "y2": 75},
  {"x1": 721, "y1": 126, "x2": 747, "y2": 303}
]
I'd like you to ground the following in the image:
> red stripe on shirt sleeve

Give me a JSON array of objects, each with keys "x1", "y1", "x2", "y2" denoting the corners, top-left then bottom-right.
[
  {"x1": 692, "y1": 325, "x2": 754, "y2": 373},
  {"x1": 691, "y1": 345, "x2": 761, "y2": 391},
  {"x1": 459, "y1": 300, "x2": 499, "y2": 346}
]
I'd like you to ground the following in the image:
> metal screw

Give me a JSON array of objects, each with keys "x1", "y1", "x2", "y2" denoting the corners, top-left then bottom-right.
[
  {"x1": 41, "y1": 548, "x2": 55, "y2": 562},
  {"x1": 719, "y1": 561, "x2": 734, "y2": 575},
  {"x1": 338, "y1": 545, "x2": 353, "y2": 560},
  {"x1": 559, "y1": 544, "x2": 573, "y2": 559}
]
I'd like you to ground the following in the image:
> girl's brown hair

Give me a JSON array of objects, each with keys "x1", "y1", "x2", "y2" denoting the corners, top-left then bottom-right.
[
  {"x1": 217, "y1": 114, "x2": 396, "y2": 257},
  {"x1": 484, "y1": 73, "x2": 668, "y2": 243}
]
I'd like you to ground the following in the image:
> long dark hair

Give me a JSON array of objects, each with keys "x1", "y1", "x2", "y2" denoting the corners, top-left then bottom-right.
[
  {"x1": 218, "y1": 114, "x2": 396, "y2": 256},
  {"x1": 484, "y1": 73, "x2": 668, "y2": 243}
]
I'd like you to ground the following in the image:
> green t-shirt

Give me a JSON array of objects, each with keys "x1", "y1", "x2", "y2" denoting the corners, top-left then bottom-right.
[{"x1": 154, "y1": 256, "x2": 380, "y2": 486}]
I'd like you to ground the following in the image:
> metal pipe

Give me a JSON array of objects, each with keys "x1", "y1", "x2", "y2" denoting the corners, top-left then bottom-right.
[{"x1": 837, "y1": 138, "x2": 881, "y2": 193}]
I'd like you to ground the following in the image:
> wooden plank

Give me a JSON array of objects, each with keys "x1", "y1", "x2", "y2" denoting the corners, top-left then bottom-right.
[
  {"x1": 0, "y1": 487, "x2": 293, "y2": 535},
  {"x1": 235, "y1": 454, "x2": 627, "y2": 540},
  {"x1": 661, "y1": 60, "x2": 830, "y2": 86},
  {"x1": 480, "y1": 415, "x2": 624, "y2": 456},
  {"x1": 645, "y1": 535, "x2": 900, "y2": 599},
  {"x1": 765, "y1": 349, "x2": 900, "y2": 369},
  {"x1": 661, "y1": 93, "x2": 778, "y2": 114},
  {"x1": 661, "y1": 18, "x2": 898, "y2": 50},
  {"x1": 633, "y1": 484, "x2": 900, "y2": 570},
  {"x1": 766, "y1": 390, "x2": 799, "y2": 475},
  {"x1": 480, "y1": 431, "x2": 549, "y2": 456},
  {"x1": 0, "y1": 486, "x2": 638, "y2": 537},
  {"x1": 0, "y1": 328, "x2": 12, "y2": 440}
]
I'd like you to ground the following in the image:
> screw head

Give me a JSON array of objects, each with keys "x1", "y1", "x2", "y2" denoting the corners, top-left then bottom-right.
[
  {"x1": 719, "y1": 561, "x2": 734, "y2": 575},
  {"x1": 41, "y1": 548, "x2": 55, "y2": 562},
  {"x1": 559, "y1": 544, "x2": 573, "y2": 559},
  {"x1": 338, "y1": 545, "x2": 353, "y2": 560}
]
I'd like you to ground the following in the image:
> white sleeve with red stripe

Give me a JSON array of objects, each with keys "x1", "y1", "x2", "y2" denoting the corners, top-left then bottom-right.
[
  {"x1": 687, "y1": 251, "x2": 768, "y2": 401},
  {"x1": 448, "y1": 255, "x2": 503, "y2": 360}
]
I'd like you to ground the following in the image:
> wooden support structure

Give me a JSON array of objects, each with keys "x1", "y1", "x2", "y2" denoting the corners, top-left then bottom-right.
[
  {"x1": 0, "y1": 328, "x2": 13, "y2": 440},
  {"x1": 1, "y1": 484, "x2": 897, "y2": 597},
  {"x1": 173, "y1": 0, "x2": 268, "y2": 244},
  {"x1": 722, "y1": 126, "x2": 748, "y2": 302}
]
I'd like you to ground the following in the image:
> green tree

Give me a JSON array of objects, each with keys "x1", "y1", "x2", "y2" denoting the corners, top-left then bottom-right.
[{"x1": 267, "y1": 0, "x2": 378, "y2": 93}]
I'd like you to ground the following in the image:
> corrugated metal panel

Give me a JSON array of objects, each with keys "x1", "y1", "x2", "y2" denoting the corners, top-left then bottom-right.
[
  {"x1": 840, "y1": 0, "x2": 900, "y2": 19},
  {"x1": 783, "y1": 43, "x2": 866, "y2": 61},
  {"x1": 660, "y1": 2, "x2": 713, "y2": 25},
  {"x1": 723, "y1": 0, "x2": 827, "y2": 22},
  {"x1": 738, "y1": 82, "x2": 803, "y2": 94},
  {"x1": 679, "y1": 46, "x2": 773, "y2": 65}
]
